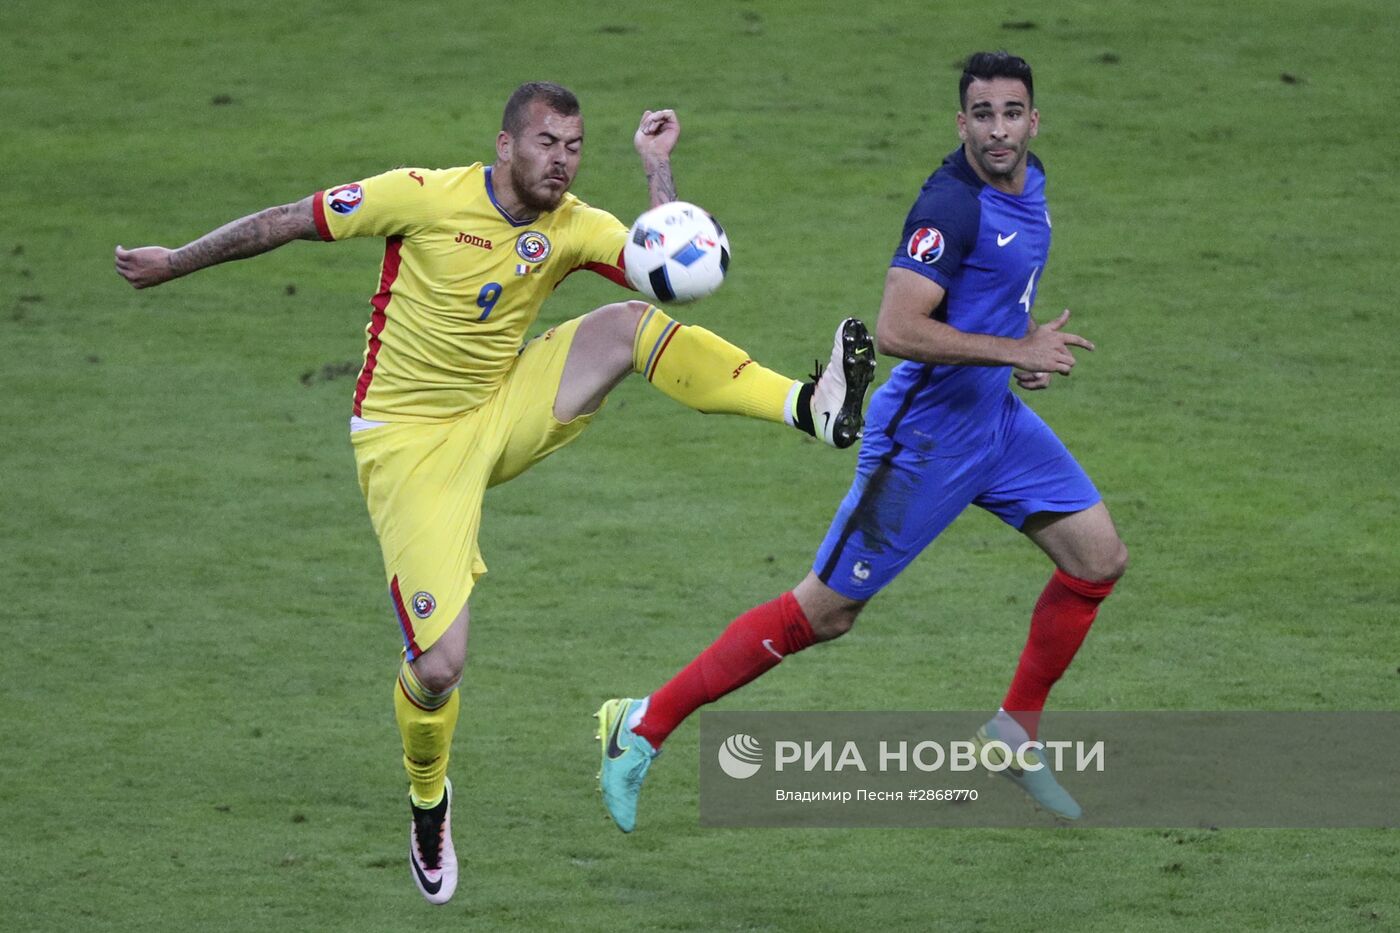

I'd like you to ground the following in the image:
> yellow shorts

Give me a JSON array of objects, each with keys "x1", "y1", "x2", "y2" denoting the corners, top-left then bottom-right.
[{"x1": 351, "y1": 318, "x2": 596, "y2": 658}]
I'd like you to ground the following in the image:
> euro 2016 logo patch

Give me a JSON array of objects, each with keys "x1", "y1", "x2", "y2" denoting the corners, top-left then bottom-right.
[
  {"x1": 326, "y1": 184, "x2": 364, "y2": 215},
  {"x1": 907, "y1": 227, "x2": 944, "y2": 265},
  {"x1": 411, "y1": 591, "x2": 436, "y2": 619},
  {"x1": 515, "y1": 231, "x2": 551, "y2": 263}
]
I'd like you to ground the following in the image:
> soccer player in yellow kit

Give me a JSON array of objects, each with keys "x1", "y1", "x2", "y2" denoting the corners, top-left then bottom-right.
[{"x1": 115, "y1": 82, "x2": 876, "y2": 904}]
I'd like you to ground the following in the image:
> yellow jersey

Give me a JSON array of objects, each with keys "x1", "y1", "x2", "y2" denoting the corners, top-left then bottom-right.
[{"x1": 313, "y1": 163, "x2": 630, "y2": 421}]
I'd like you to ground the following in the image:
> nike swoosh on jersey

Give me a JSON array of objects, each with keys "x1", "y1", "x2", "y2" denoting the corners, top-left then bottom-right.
[
  {"x1": 997, "y1": 232, "x2": 1018, "y2": 247},
  {"x1": 762, "y1": 638, "x2": 784, "y2": 660}
]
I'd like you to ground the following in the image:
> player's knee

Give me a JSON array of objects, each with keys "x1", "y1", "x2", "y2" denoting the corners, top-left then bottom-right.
[
  {"x1": 580, "y1": 300, "x2": 649, "y2": 359},
  {"x1": 1089, "y1": 540, "x2": 1129, "y2": 582},
  {"x1": 411, "y1": 645, "x2": 466, "y2": 695},
  {"x1": 1109, "y1": 541, "x2": 1129, "y2": 580},
  {"x1": 413, "y1": 661, "x2": 463, "y2": 696},
  {"x1": 811, "y1": 604, "x2": 861, "y2": 642},
  {"x1": 595, "y1": 300, "x2": 649, "y2": 340}
]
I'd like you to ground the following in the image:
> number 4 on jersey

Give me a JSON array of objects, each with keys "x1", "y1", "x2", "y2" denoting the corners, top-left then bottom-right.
[{"x1": 1018, "y1": 267, "x2": 1039, "y2": 315}]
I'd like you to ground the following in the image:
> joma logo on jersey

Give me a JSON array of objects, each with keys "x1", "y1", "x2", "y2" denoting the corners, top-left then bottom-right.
[{"x1": 455, "y1": 232, "x2": 493, "y2": 250}]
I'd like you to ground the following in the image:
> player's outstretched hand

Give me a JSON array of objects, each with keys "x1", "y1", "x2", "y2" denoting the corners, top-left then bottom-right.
[
  {"x1": 114, "y1": 245, "x2": 178, "y2": 289},
  {"x1": 634, "y1": 109, "x2": 680, "y2": 160},
  {"x1": 1016, "y1": 309, "x2": 1094, "y2": 375}
]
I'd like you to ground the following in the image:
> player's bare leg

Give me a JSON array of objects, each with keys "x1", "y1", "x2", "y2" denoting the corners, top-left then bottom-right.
[
  {"x1": 398, "y1": 605, "x2": 469, "y2": 904},
  {"x1": 410, "y1": 609, "x2": 469, "y2": 695},
  {"x1": 978, "y1": 503, "x2": 1128, "y2": 820},
  {"x1": 1023, "y1": 502, "x2": 1129, "y2": 584},
  {"x1": 791, "y1": 572, "x2": 868, "y2": 641},
  {"x1": 555, "y1": 301, "x2": 875, "y2": 446},
  {"x1": 552, "y1": 301, "x2": 644, "y2": 421}
]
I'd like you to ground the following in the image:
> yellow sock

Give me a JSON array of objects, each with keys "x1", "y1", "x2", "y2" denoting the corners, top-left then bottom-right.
[
  {"x1": 395, "y1": 659, "x2": 460, "y2": 808},
  {"x1": 632, "y1": 305, "x2": 801, "y2": 424}
]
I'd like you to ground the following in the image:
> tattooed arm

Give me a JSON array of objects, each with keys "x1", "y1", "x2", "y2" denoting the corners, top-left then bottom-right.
[
  {"x1": 115, "y1": 195, "x2": 320, "y2": 289},
  {"x1": 633, "y1": 109, "x2": 680, "y2": 208}
]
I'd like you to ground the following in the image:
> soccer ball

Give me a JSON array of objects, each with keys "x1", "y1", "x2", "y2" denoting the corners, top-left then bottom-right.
[{"x1": 623, "y1": 201, "x2": 730, "y2": 304}]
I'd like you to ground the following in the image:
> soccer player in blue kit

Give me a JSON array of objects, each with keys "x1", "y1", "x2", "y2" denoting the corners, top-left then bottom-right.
[{"x1": 597, "y1": 51, "x2": 1129, "y2": 829}]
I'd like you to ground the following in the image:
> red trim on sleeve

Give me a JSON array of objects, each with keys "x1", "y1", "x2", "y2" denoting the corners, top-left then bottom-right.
[
  {"x1": 583, "y1": 260, "x2": 630, "y2": 288},
  {"x1": 352, "y1": 236, "x2": 403, "y2": 417},
  {"x1": 311, "y1": 191, "x2": 334, "y2": 241},
  {"x1": 584, "y1": 247, "x2": 630, "y2": 288},
  {"x1": 559, "y1": 248, "x2": 632, "y2": 291}
]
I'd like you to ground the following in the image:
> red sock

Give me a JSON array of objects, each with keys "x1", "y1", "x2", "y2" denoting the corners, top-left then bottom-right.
[
  {"x1": 635, "y1": 591, "x2": 815, "y2": 748},
  {"x1": 1002, "y1": 568, "x2": 1117, "y2": 739}
]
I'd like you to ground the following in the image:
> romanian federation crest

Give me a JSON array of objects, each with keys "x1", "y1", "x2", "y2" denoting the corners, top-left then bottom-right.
[
  {"x1": 515, "y1": 230, "x2": 551, "y2": 263},
  {"x1": 411, "y1": 591, "x2": 436, "y2": 619}
]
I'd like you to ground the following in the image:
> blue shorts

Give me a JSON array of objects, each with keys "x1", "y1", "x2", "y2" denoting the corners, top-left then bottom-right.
[{"x1": 813, "y1": 395, "x2": 1100, "y2": 600}]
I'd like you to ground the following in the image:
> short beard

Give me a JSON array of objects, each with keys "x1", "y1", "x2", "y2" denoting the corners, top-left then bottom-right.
[{"x1": 510, "y1": 162, "x2": 565, "y2": 213}]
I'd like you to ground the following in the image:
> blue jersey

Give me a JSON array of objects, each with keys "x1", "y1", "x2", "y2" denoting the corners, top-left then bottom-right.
[{"x1": 865, "y1": 147, "x2": 1051, "y2": 457}]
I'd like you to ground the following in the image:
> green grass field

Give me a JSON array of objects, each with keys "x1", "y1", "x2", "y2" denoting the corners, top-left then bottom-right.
[{"x1": 3, "y1": 1, "x2": 1397, "y2": 929}]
